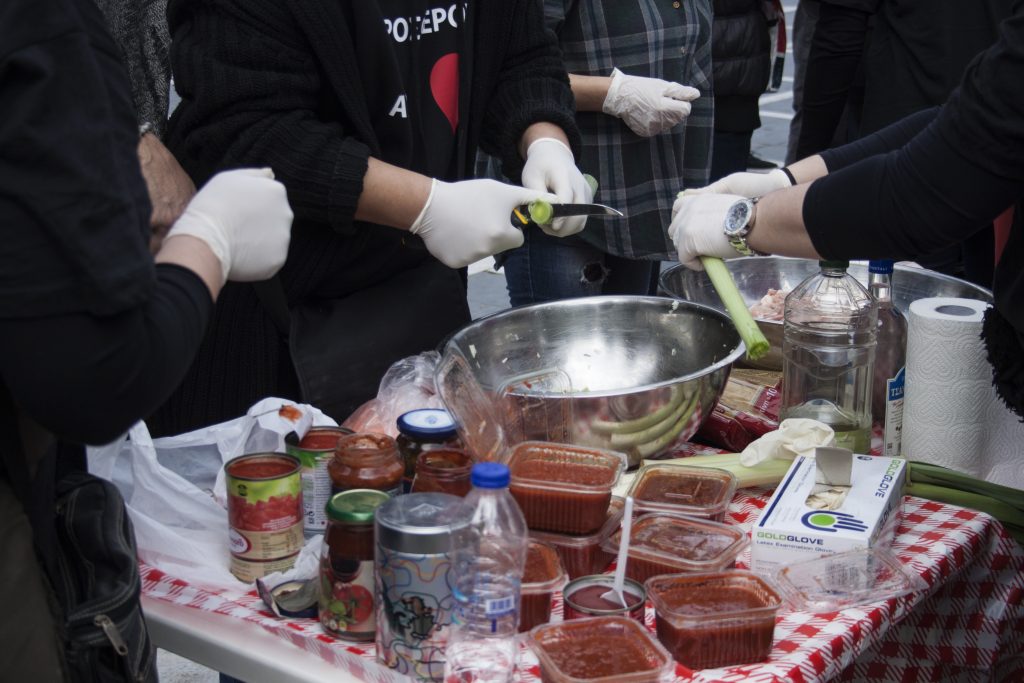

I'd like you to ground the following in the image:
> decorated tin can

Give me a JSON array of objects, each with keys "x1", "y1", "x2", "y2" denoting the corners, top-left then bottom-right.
[
  {"x1": 375, "y1": 493, "x2": 466, "y2": 681},
  {"x1": 286, "y1": 426, "x2": 354, "y2": 535},
  {"x1": 224, "y1": 453, "x2": 303, "y2": 582}
]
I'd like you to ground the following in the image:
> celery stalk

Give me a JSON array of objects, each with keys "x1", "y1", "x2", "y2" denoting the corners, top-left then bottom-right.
[
  {"x1": 700, "y1": 256, "x2": 770, "y2": 361},
  {"x1": 527, "y1": 200, "x2": 554, "y2": 225}
]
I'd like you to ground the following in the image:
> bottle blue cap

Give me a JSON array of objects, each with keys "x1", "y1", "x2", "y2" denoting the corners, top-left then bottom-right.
[
  {"x1": 471, "y1": 462, "x2": 510, "y2": 489},
  {"x1": 868, "y1": 260, "x2": 895, "y2": 274},
  {"x1": 396, "y1": 409, "x2": 458, "y2": 439}
]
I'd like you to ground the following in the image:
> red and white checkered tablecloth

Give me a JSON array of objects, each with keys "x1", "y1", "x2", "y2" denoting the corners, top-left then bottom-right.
[{"x1": 141, "y1": 492, "x2": 1024, "y2": 683}]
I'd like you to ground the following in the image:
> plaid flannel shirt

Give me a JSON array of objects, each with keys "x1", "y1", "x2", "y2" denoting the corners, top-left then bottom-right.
[{"x1": 546, "y1": 0, "x2": 714, "y2": 260}]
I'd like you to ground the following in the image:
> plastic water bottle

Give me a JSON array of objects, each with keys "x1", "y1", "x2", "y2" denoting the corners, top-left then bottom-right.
[
  {"x1": 781, "y1": 260, "x2": 878, "y2": 453},
  {"x1": 444, "y1": 462, "x2": 528, "y2": 683},
  {"x1": 868, "y1": 260, "x2": 908, "y2": 457}
]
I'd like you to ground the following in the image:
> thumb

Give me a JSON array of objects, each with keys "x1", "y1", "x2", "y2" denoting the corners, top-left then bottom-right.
[
  {"x1": 659, "y1": 99, "x2": 692, "y2": 119},
  {"x1": 512, "y1": 185, "x2": 559, "y2": 207},
  {"x1": 231, "y1": 167, "x2": 276, "y2": 180},
  {"x1": 663, "y1": 82, "x2": 701, "y2": 101}
]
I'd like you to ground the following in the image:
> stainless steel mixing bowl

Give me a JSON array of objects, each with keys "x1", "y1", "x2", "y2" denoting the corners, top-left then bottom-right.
[
  {"x1": 438, "y1": 296, "x2": 744, "y2": 465},
  {"x1": 659, "y1": 257, "x2": 994, "y2": 370}
]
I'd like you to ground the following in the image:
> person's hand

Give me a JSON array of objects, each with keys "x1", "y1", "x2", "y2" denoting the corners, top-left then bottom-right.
[
  {"x1": 410, "y1": 178, "x2": 554, "y2": 268},
  {"x1": 138, "y1": 133, "x2": 197, "y2": 253},
  {"x1": 669, "y1": 193, "x2": 746, "y2": 270},
  {"x1": 167, "y1": 169, "x2": 293, "y2": 284},
  {"x1": 520, "y1": 138, "x2": 593, "y2": 236},
  {"x1": 602, "y1": 68, "x2": 701, "y2": 137},
  {"x1": 681, "y1": 169, "x2": 792, "y2": 199}
]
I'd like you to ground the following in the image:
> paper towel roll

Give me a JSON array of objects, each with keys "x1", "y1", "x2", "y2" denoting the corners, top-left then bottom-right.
[{"x1": 903, "y1": 297, "x2": 1024, "y2": 488}]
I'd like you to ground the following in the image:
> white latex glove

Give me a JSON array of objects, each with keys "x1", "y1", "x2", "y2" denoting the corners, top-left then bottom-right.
[
  {"x1": 740, "y1": 419, "x2": 836, "y2": 466},
  {"x1": 520, "y1": 138, "x2": 593, "y2": 236},
  {"x1": 668, "y1": 192, "x2": 746, "y2": 270},
  {"x1": 410, "y1": 178, "x2": 552, "y2": 268},
  {"x1": 602, "y1": 67, "x2": 701, "y2": 137},
  {"x1": 167, "y1": 168, "x2": 293, "y2": 285},
  {"x1": 681, "y1": 169, "x2": 793, "y2": 199}
]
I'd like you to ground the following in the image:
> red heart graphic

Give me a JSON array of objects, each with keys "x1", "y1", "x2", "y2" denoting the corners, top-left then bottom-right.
[{"x1": 429, "y1": 52, "x2": 459, "y2": 133}]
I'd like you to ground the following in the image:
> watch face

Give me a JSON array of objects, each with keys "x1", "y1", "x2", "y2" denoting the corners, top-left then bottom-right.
[{"x1": 725, "y1": 200, "x2": 752, "y2": 236}]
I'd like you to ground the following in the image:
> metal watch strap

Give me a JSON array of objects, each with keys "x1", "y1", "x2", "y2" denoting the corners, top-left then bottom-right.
[{"x1": 727, "y1": 197, "x2": 765, "y2": 257}]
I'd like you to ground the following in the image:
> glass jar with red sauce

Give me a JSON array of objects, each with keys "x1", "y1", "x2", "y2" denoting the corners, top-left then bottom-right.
[
  {"x1": 410, "y1": 449, "x2": 473, "y2": 497},
  {"x1": 396, "y1": 409, "x2": 461, "y2": 488},
  {"x1": 645, "y1": 570, "x2": 782, "y2": 669},
  {"x1": 562, "y1": 574, "x2": 646, "y2": 624},
  {"x1": 519, "y1": 540, "x2": 565, "y2": 633},
  {"x1": 526, "y1": 616, "x2": 674, "y2": 683},
  {"x1": 320, "y1": 489, "x2": 389, "y2": 641},
  {"x1": 328, "y1": 433, "x2": 404, "y2": 497}
]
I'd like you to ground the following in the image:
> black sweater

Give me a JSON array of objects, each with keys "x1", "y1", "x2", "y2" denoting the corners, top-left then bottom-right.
[
  {"x1": 151, "y1": 0, "x2": 580, "y2": 434},
  {"x1": 804, "y1": 10, "x2": 1024, "y2": 337}
]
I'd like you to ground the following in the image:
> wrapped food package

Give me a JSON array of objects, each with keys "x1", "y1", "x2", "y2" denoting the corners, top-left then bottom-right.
[{"x1": 696, "y1": 369, "x2": 782, "y2": 452}]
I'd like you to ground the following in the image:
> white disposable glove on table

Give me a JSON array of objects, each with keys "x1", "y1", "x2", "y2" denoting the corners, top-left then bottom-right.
[
  {"x1": 410, "y1": 178, "x2": 555, "y2": 268},
  {"x1": 681, "y1": 169, "x2": 793, "y2": 198},
  {"x1": 167, "y1": 168, "x2": 293, "y2": 285},
  {"x1": 602, "y1": 67, "x2": 701, "y2": 137},
  {"x1": 668, "y1": 192, "x2": 747, "y2": 270},
  {"x1": 520, "y1": 137, "x2": 593, "y2": 236}
]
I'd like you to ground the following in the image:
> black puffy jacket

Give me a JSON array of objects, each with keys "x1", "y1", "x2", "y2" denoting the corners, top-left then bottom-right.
[{"x1": 713, "y1": 0, "x2": 771, "y2": 132}]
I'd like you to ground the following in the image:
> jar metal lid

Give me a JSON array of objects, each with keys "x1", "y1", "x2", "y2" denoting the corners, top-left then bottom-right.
[
  {"x1": 326, "y1": 489, "x2": 390, "y2": 524},
  {"x1": 397, "y1": 409, "x2": 458, "y2": 438}
]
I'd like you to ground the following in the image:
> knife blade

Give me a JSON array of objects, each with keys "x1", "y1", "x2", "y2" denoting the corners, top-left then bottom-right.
[{"x1": 511, "y1": 202, "x2": 624, "y2": 228}]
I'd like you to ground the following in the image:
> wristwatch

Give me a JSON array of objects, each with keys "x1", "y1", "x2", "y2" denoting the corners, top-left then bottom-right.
[{"x1": 724, "y1": 197, "x2": 765, "y2": 257}]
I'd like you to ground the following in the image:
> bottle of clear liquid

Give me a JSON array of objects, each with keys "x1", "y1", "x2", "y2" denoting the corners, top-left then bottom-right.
[
  {"x1": 781, "y1": 260, "x2": 878, "y2": 453},
  {"x1": 444, "y1": 462, "x2": 528, "y2": 683},
  {"x1": 868, "y1": 260, "x2": 908, "y2": 457}
]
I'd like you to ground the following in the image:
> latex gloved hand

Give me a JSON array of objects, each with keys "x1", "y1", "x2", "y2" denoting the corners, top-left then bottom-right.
[
  {"x1": 167, "y1": 168, "x2": 293, "y2": 284},
  {"x1": 668, "y1": 192, "x2": 747, "y2": 270},
  {"x1": 740, "y1": 418, "x2": 836, "y2": 466},
  {"x1": 681, "y1": 169, "x2": 793, "y2": 198},
  {"x1": 602, "y1": 67, "x2": 701, "y2": 137},
  {"x1": 410, "y1": 178, "x2": 553, "y2": 268},
  {"x1": 520, "y1": 138, "x2": 593, "y2": 236}
]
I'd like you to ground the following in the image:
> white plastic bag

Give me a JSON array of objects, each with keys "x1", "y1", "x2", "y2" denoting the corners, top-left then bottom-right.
[{"x1": 87, "y1": 397, "x2": 335, "y2": 590}]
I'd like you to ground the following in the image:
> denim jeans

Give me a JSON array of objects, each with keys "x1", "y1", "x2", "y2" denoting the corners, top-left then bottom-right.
[{"x1": 503, "y1": 226, "x2": 660, "y2": 307}]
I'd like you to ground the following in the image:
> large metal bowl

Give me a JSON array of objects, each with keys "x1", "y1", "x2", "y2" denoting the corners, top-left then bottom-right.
[
  {"x1": 659, "y1": 256, "x2": 993, "y2": 370},
  {"x1": 439, "y1": 296, "x2": 744, "y2": 465}
]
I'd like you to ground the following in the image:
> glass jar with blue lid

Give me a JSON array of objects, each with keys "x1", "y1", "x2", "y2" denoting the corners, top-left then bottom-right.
[{"x1": 395, "y1": 409, "x2": 462, "y2": 485}]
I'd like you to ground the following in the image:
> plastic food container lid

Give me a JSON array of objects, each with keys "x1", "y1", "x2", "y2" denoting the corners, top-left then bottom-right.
[
  {"x1": 531, "y1": 497, "x2": 625, "y2": 549},
  {"x1": 523, "y1": 540, "x2": 566, "y2": 595},
  {"x1": 645, "y1": 570, "x2": 782, "y2": 625},
  {"x1": 773, "y1": 546, "x2": 928, "y2": 612},
  {"x1": 527, "y1": 616, "x2": 675, "y2": 683},
  {"x1": 509, "y1": 441, "x2": 627, "y2": 493},
  {"x1": 396, "y1": 408, "x2": 458, "y2": 438},
  {"x1": 603, "y1": 513, "x2": 748, "y2": 572},
  {"x1": 626, "y1": 463, "x2": 737, "y2": 518}
]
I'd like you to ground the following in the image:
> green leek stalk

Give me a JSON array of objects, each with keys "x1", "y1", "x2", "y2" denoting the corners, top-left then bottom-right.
[
  {"x1": 700, "y1": 256, "x2": 770, "y2": 361},
  {"x1": 528, "y1": 173, "x2": 601, "y2": 226},
  {"x1": 656, "y1": 452, "x2": 793, "y2": 489}
]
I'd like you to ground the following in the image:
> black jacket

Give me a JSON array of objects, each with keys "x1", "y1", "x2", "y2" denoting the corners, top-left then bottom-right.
[{"x1": 712, "y1": 0, "x2": 771, "y2": 132}]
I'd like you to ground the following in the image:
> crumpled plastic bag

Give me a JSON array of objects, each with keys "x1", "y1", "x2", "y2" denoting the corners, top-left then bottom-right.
[
  {"x1": 342, "y1": 351, "x2": 444, "y2": 437},
  {"x1": 739, "y1": 418, "x2": 835, "y2": 466},
  {"x1": 87, "y1": 397, "x2": 335, "y2": 591}
]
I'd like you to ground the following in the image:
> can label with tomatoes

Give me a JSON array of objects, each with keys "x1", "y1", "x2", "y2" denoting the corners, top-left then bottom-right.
[
  {"x1": 225, "y1": 453, "x2": 303, "y2": 581},
  {"x1": 286, "y1": 426, "x2": 353, "y2": 536}
]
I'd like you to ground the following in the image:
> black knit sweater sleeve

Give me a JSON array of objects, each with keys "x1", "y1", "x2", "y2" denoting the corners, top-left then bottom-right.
[
  {"x1": 817, "y1": 107, "x2": 938, "y2": 172},
  {"x1": 165, "y1": 0, "x2": 370, "y2": 236},
  {"x1": 478, "y1": 0, "x2": 581, "y2": 182}
]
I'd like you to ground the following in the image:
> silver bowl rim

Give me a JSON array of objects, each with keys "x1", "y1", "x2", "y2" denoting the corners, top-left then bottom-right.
[
  {"x1": 442, "y1": 294, "x2": 747, "y2": 398},
  {"x1": 658, "y1": 258, "x2": 994, "y2": 324}
]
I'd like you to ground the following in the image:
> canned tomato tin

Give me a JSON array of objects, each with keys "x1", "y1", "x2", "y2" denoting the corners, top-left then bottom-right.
[
  {"x1": 286, "y1": 426, "x2": 354, "y2": 535},
  {"x1": 225, "y1": 453, "x2": 304, "y2": 582},
  {"x1": 562, "y1": 574, "x2": 647, "y2": 624},
  {"x1": 375, "y1": 493, "x2": 467, "y2": 682}
]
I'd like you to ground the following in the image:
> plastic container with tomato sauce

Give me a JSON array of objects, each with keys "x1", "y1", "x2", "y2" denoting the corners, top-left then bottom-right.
[
  {"x1": 530, "y1": 497, "x2": 625, "y2": 580},
  {"x1": 519, "y1": 540, "x2": 566, "y2": 633},
  {"x1": 286, "y1": 426, "x2": 354, "y2": 536},
  {"x1": 645, "y1": 571, "x2": 782, "y2": 669},
  {"x1": 602, "y1": 513, "x2": 748, "y2": 584},
  {"x1": 526, "y1": 616, "x2": 675, "y2": 683},
  {"x1": 626, "y1": 463, "x2": 737, "y2": 522},
  {"x1": 508, "y1": 441, "x2": 626, "y2": 535},
  {"x1": 328, "y1": 432, "x2": 404, "y2": 497}
]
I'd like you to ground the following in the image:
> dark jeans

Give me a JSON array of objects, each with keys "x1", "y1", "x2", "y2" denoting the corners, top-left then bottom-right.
[
  {"x1": 503, "y1": 226, "x2": 660, "y2": 307},
  {"x1": 709, "y1": 130, "x2": 754, "y2": 182}
]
